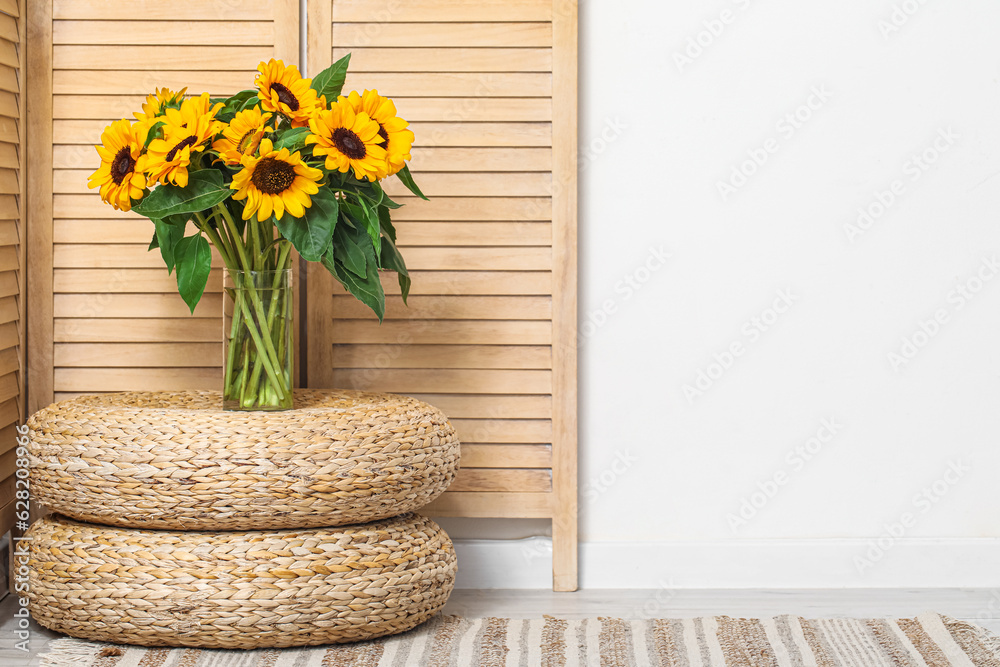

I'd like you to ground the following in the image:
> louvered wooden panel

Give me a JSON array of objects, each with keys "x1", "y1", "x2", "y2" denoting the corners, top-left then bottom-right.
[
  {"x1": 27, "y1": 0, "x2": 299, "y2": 410},
  {"x1": 0, "y1": 0, "x2": 23, "y2": 542},
  {"x1": 308, "y1": 0, "x2": 578, "y2": 590}
]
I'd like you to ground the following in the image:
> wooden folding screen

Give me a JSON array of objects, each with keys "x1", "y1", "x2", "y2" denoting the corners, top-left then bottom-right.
[
  {"x1": 25, "y1": 0, "x2": 578, "y2": 591},
  {"x1": 0, "y1": 0, "x2": 23, "y2": 538},
  {"x1": 26, "y1": 0, "x2": 299, "y2": 412},
  {"x1": 307, "y1": 0, "x2": 578, "y2": 590}
]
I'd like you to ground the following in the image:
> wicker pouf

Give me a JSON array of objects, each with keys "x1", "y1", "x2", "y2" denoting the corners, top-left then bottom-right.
[
  {"x1": 27, "y1": 389, "x2": 460, "y2": 530},
  {"x1": 26, "y1": 512, "x2": 456, "y2": 648}
]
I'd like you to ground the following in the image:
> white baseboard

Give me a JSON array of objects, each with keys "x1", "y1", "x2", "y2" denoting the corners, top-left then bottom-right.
[{"x1": 453, "y1": 537, "x2": 1000, "y2": 589}]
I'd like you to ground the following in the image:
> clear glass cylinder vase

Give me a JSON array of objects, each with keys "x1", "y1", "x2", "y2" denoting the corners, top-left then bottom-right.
[{"x1": 223, "y1": 268, "x2": 293, "y2": 411}]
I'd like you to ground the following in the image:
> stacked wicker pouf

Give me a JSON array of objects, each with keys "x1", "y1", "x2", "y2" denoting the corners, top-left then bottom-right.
[{"x1": 24, "y1": 389, "x2": 461, "y2": 649}]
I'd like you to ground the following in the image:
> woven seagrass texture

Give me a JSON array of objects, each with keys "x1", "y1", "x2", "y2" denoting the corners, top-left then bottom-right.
[
  {"x1": 27, "y1": 389, "x2": 460, "y2": 530},
  {"x1": 26, "y1": 513, "x2": 457, "y2": 649}
]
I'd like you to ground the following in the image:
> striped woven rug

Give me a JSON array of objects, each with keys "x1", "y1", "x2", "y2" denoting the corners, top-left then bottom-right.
[{"x1": 39, "y1": 613, "x2": 1000, "y2": 666}]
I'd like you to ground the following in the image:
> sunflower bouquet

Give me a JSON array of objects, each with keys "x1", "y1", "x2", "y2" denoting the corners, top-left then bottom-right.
[{"x1": 88, "y1": 55, "x2": 424, "y2": 410}]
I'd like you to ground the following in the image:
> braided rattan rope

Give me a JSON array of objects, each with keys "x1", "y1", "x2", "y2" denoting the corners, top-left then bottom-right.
[
  {"x1": 28, "y1": 389, "x2": 460, "y2": 530},
  {"x1": 27, "y1": 513, "x2": 456, "y2": 648}
]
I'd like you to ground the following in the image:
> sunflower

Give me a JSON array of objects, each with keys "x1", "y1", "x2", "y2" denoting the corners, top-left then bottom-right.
[
  {"x1": 343, "y1": 90, "x2": 414, "y2": 176},
  {"x1": 144, "y1": 93, "x2": 224, "y2": 187},
  {"x1": 88, "y1": 119, "x2": 147, "y2": 212},
  {"x1": 213, "y1": 106, "x2": 272, "y2": 165},
  {"x1": 255, "y1": 59, "x2": 322, "y2": 128},
  {"x1": 231, "y1": 138, "x2": 322, "y2": 222},
  {"x1": 306, "y1": 99, "x2": 387, "y2": 181},
  {"x1": 133, "y1": 87, "x2": 186, "y2": 124}
]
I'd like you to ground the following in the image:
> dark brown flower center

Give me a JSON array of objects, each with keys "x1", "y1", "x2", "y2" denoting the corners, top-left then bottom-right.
[
  {"x1": 236, "y1": 129, "x2": 257, "y2": 155},
  {"x1": 165, "y1": 135, "x2": 198, "y2": 162},
  {"x1": 376, "y1": 125, "x2": 389, "y2": 150},
  {"x1": 270, "y1": 82, "x2": 299, "y2": 111},
  {"x1": 251, "y1": 157, "x2": 296, "y2": 194},
  {"x1": 110, "y1": 147, "x2": 135, "y2": 185},
  {"x1": 333, "y1": 127, "x2": 367, "y2": 160}
]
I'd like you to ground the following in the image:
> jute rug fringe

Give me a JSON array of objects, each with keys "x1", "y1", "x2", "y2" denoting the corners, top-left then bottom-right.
[{"x1": 38, "y1": 637, "x2": 109, "y2": 666}]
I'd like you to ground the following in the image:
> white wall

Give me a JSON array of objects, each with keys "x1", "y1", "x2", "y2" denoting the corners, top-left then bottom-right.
[{"x1": 567, "y1": 0, "x2": 1000, "y2": 588}]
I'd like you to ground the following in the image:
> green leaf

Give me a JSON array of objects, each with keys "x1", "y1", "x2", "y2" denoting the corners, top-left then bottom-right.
[
  {"x1": 173, "y1": 234, "x2": 212, "y2": 314},
  {"x1": 273, "y1": 127, "x2": 310, "y2": 153},
  {"x1": 358, "y1": 197, "x2": 381, "y2": 262},
  {"x1": 332, "y1": 222, "x2": 368, "y2": 278},
  {"x1": 152, "y1": 216, "x2": 185, "y2": 274},
  {"x1": 377, "y1": 207, "x2": 410, "y2": 302},
  {"x1": 310, "y1": 54, "x2": 351, "y2": 102},
  {"x1": 321, "y1": 240, "x2": 385, "y2": 322},
  {"x1": 395, "y1": 164, "x2": 428, "y2": 200},
  {"x1": 274, "y1": 188, "x2": 338, "y2": 262},
  {"x1": 147, "y1": 231, "x2": 159, "y2": 251},
  {"x1": 142, "y1": 120, "x2": 165, "y2": 149},
  {"x1": 133, "y1": 169, "x2": 232, "y2": 219}
]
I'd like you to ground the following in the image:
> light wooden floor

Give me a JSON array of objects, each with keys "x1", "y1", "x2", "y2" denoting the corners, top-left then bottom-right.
[{"x1": 2, "y1": 589, "x2": 999, "y2": 665}]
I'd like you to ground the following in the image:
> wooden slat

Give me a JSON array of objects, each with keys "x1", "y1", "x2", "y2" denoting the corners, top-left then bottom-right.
[
  {"x1": 410, "y1": 147, "x2": 552, "y2": 172},
  {"x1": 53, "y1": 20, "x2": 274, "y2": 46},
  {"x1": 333, "y1": 22, "x2": 551, "y2": 48},
  {"x1": 54, "y1": 318, "x2": 221, "y2": 343},
  {"x1": 54, "y1": 343, "x2": 219, "y2": 367},
  {"x1": 54, "y1": 293, "x2": 221, "y2": 318},
  {"x1": 399, "y1": 223, "x2": 551, "y2": 247},
  {"x1": 331, "y1": 368, "x2": 551, "y2": 394},
  {"x1": 54, "y1": 217, "x2": 198, "y2": 243},
  {"x1": 381, "y1": 173, "x2": 553, "y2": 198},
  {"x1": 53, "y1": 268, "x2": 223, "y2": 292},
  {"x1": 54, "y1": 367, "x2": 220, "y2": 391},
  {"x1": 54, "y1": 45, "x2": 275, "y2": 70},
  {"x1": 451, "y1": 418, "x2": 552, "y2": 444},
  {"x1": 0, "y1": 218, "x2": 18, "y2": 244},
  {"x1": 337, "y1": 47, "x2": 552, "y2": 73},
  {"x1": 342, "y1": 72, "x2": 551, "y2": 98},
  {"x1": 53, "y1": 243, "x2": 223, "y2": 268},
  {"x1": 409, "y1": 394, "x2": 551, "y2": 419},
  {"x1": 461, "y1": 444, "x2": 551, "y2": 469},
  {"x1": 332, "y1": 0, "x2": 553, "y2": 22},
  {"x1": 332, "y1": 344, "x2": 551, "y2": 369},
  {"x1": 328, "y1": 321, "x2": 551, "y2": 346},
  {"x1": 331, "y1": 296, "x2": 551, "y2": 321},
  {"x1": 53, "y1": 0, "x2": 277, "y2": 20},
  {"x1": 0, "y1": 295, "x2": 17, "y2": 324},
  {"x1": 423, "y1": 492, "x2": 552, "y2": 518},
  {"x1": 449, "y1": 468, "x2": 551, "y2": 493},
  {"x1": 376, "y1": 271, "x2": 551, "y2": 297},
  {"x1": 53, "y1": 70, "x2": 255, "y2": 96}
]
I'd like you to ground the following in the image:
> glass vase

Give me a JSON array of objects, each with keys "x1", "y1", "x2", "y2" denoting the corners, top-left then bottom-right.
[{"x1": 222, "y1": 267, "x2": 293, "y2": 411}]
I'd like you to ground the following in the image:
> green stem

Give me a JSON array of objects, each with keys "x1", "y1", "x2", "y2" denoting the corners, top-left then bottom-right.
[{"x1": 217, "y1": 205, "x2": 288, "y2": 402}]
